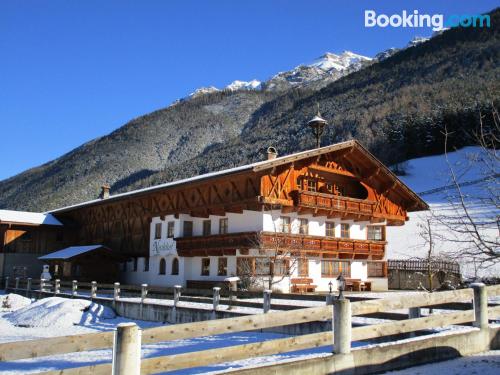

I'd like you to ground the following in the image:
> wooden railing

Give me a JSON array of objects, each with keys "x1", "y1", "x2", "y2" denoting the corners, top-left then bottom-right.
[
  {"x1": 176, "y1": 231, "x2": 385, "y2": 257},
  {"x1": 1, "y1": 280, "x2": 499, "y2": 374},
  {"x1": 293, "y1": 190, "x2": 376, "y2": 215}
]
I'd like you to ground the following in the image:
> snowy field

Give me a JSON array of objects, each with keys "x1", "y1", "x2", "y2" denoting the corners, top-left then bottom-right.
[
  {"x1": 386, "y1": 146, "x2": 499, "y2": 278},
  {"x1": 0, "y1": 292, "x2": 336, "y2": 374},
  {"x1": 1, "y1": 291, "x2": 497, "y2": 374}
]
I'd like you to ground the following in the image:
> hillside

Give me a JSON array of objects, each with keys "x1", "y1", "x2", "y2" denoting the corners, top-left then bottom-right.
[
  {"x1": 386, "y1": 147, "x2": 499, "y2": 278},
  {"x1": 0, "y1": 8, "x2": 499, "y2": 211}
]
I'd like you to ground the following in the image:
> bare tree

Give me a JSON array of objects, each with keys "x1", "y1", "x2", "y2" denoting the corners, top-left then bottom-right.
[
  {"x1": 414, "y1": 218, "x2": 457, "y2": 292},
  {"x1": 238, "y1": 205, "x2": 298, "y2": 292},
  {"x1": 432, "y1": 105, "x2": 499, "y2": 272}
]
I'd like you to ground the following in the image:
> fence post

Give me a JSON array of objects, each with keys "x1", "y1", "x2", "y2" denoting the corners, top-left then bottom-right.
[
  {"x1": 408, "y1": 307, "x2": 420, "y2": 319},
  {"x1": 472, "y1": 283, "x2": 488, "y2": 330},
  {"x1": 72, "y1": 280, "x2": 78, "y2": 297},
  {"x1": 213, "y1": 287, "x2": 221, "y2": 312},
  {"x1": 333, "y1": 298, "x2": 351, "y2": 354},
  {"x1": 139, "y1": 284, "x2": 148, "y2": 319},
  {"x1": 4, "y1": 276, "x2": 9, "y2": 291},
  {"x1": 326, "y1": 293, "x2": 335, "y2": 306},
  {"x1": 140, "y1": 284, "x2": 148, "y2": 303},
  {"x1": 91, "y1": 281, "x2": 97, "y2": 300},
  {"x1": 112, "y1": 322, "x2": 141, "y2": 375},
  {"x1": 39, "y1": 278, "x2": 46, "y2": 298},
  {"x1": 113, "y1": 282, "x2": 121, "y2": 308},
  {"x1": 173, "y1": 285, "x2": 181, "y2": 307},
  {"x1": 14, "y1": 277, "x2": 20, "y2": 290},
  {"x1": 26, "y1": 278, "x2": 32, "y2": 298},
  {"x1": 54, "y1": 279, "x2": 61, "y2": 295},
  {"x1": 263, "y1": 289, "x2": 272, "y2": 313}
]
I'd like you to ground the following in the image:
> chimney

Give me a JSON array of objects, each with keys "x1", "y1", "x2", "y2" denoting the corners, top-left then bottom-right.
[
  {"x1": 266, "y1": 146, "x2": 278, "y2": 160},
  {"x1": 100, "y1": 184, "x2": 110, "y2": 199}
]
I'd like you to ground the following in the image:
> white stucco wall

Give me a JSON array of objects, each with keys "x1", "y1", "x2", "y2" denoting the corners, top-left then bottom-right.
[{"x1": 120, "y1": 210, "x2": 385, "y2": 291}]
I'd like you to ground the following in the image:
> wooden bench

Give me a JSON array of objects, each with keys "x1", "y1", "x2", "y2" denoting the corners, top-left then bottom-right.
[
  {"x1": 345, "y1": 278, "x2": 372, "y2": 292},
  {"x1": 291, "y1": 278, "x2": 317, "y2": 293}
]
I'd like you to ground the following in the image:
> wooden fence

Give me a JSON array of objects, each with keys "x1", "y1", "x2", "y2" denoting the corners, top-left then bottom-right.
[
  {"x1": 1, "y1": 278, "x2": 499, "y2": 374},
  {"x1": 387, "y1": 259, "x2": 462, "y2": 290}
]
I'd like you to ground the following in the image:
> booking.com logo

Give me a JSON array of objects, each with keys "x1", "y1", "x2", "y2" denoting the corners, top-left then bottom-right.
[{"x1": 365, "y1": 10, "x2": 491, "y2": 31}]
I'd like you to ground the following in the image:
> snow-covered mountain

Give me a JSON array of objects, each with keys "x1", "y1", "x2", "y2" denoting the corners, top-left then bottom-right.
[
  {"x1": 264, "y1": 51, "x2": 372, "y2": 91},
  {"x1": 179, "y1": 33, "x2": 440, "y2": 103},
  {"x1": 179, "y1": 50, "x2": 374, "y2": 102}
]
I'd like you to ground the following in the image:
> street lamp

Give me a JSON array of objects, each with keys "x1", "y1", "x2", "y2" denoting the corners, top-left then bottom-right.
[
  {"x1": 328, "y1": 280, "x2": 333, "y2": 294},
  {"x1": 337, "y1": 274, "x2": 346, "y2": 300},
  {"x1": 307, "y1": 105, "x2": 328, "y2": 149}
]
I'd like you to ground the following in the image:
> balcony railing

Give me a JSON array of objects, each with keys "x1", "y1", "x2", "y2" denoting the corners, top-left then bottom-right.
[
  {"x1": 175, "y1": 231, "x2": 385, "y2": 257},
  {"x1": 293, "y1": 190, "x2": 375, "y2": 215}
]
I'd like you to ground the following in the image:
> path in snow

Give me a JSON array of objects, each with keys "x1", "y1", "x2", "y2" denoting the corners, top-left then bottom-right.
[{"x1": 383, "y1": 350, "x2": 500, "y2": 375}]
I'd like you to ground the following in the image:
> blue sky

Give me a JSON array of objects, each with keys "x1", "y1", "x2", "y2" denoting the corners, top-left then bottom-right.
[{"x1": 0, "y1": 0, "x2": 497, "y2": 180}]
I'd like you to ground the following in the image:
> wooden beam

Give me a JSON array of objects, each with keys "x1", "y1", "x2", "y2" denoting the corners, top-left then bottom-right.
[
  {"x1": 140, "y1": 331, "x2": 331, "y2": 374},
  {"x1": 352, "y1": 310, "x2": 474, "y2": 342}
]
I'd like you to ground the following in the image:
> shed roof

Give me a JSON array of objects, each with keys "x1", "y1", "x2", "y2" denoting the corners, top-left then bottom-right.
[
  {"x1": 38, "y1": 245, "x2": 112, "y2": 260},
  {"x1": 0, "y1": 210, "x2": 63, "y2": 226}
]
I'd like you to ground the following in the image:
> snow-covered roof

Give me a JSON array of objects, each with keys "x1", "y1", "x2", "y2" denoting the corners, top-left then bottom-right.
[
  {"x1": 0, "y1": 210, "x2": 63, "y2": 226},
  {"x1": 38, "y1": 245, "x2": 110, "y2": 260},
  {"x1": 50, "y1": 140, "x2": 428, "y2": 214}
]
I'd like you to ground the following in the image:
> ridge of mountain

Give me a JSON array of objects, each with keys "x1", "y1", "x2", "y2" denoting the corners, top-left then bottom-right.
[{"x1": 1, "y1": 8, "x2": 498, "y2": 211}]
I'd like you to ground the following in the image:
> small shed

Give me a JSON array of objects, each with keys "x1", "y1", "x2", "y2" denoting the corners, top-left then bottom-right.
[{"x1": 39, "y1": 245, "x2": 128, "y2": 282}]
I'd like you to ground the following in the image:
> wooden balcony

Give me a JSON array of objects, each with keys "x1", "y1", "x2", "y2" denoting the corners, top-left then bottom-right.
[
  {"x1": 292, "y1": 190, "x2": 375, "y2": 218},
  {"x1": 175, "y1": 231, "x2": 385, "y2": 259}
]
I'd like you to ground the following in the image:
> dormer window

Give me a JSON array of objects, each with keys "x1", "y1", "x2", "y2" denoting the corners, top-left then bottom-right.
[{"x1": 305, "y1": 178, "x2": 317, "y2": 192}]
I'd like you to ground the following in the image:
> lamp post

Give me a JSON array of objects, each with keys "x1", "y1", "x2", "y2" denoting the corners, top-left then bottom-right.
[
  {"x1": 337, "y1": 274, "x2": 346, "y2": 300},
  {"x1": 307, "y1": 106, "x2": 328, "y2": 148},
  {"x1": 328, "y1": 281, "x2": 333, "y2": 294}
]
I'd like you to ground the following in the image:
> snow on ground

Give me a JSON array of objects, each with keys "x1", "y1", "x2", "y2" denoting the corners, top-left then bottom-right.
[
  {"x1": 0, "y1": 292, "x2": 495, "y2": 374},
  {"x1": 0, "y1": 294, "x2": 31, "y2": 312},
  {"x1": 0, "y1": 293, "x2": 333, "y2": 374},
  {"x1": 5, "y1": 297, "x2": 115, "y2": 328},
  {"x1": 386, "y1": 146, "x2": 499, "y2": 278},
  {"x1": 383, "y1": 350, "x2": 500, "y2": 375}
]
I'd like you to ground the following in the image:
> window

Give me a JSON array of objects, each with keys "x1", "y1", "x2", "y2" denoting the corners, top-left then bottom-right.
[
  {"x1": 341, "y1": 223, "x2": 350, "y2": 239},
  {"x1": 367, "y1": 226, "x2": 385, "y2": 241},
  {"x1": 171, "y1": 258, "x2": 179, "y2": 275},
  {"x1": 143, "y1": 257, "x2": 150, "y2": 272},
  {"x1": 273, "y1": 259, "x2": 290, "y2": 276},
  {"x1": 368, "y1": 262, "x2": 385, "y2": 277},
  {"x1": 321, "y1": 260, "x2": 350, "y2": 277},
  {"x1": 218, "y1": 257, "x2": 228, "y2": 276},
  {"x1": 203, "y1": 220, "x2": 211, "y2": 236},
  {"x1": 298, "y1": 258, "x2": 309, "y2": 277},
  {"x1": 133, "y1": 258, "x2": 138, "y2": 272},
  {"x1": 299, "y1": 219, "x2": 309, "y2": 235},
  {"x1": 255, "y1": 258, "x2": 270, "y2": 275},
  {"x1": 325, "y1": 222, "x2": 336, "y2": 237},
  {"x1": 154, "y1": 223, "x2": 162, "y2": 239},
  {"x1": 167, "y1": 221, "x2": 175, "y2": 238},
  {"x1": 326, "y1": 183, "x2": 334, "y2": 194},
  {"x1": 183, "y1": 221, "x2": 193, "y2": 237},
  {"x1": 201, "y1": 258, "x2": 210, "y2": 276},
  {"x1": 237, "y1": 257, "x2": 253, "y2": 276},
  {"x1": 159, "y1": 258, "x2": 166, "y2": 275},
  {"x1": 280, "y1": 216, "x2": 291, "y2": 233},
  {"x1": 219, "y1": 218, "x2": 228, "y2": 234},
  {"x1": 306, "y1": 178, "x2": 317, "y2": 192}
]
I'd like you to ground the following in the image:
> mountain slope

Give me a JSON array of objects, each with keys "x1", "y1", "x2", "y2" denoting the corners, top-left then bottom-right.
[{"x1": 1, "y1": 9, "x2": 499, "y2": 212}]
